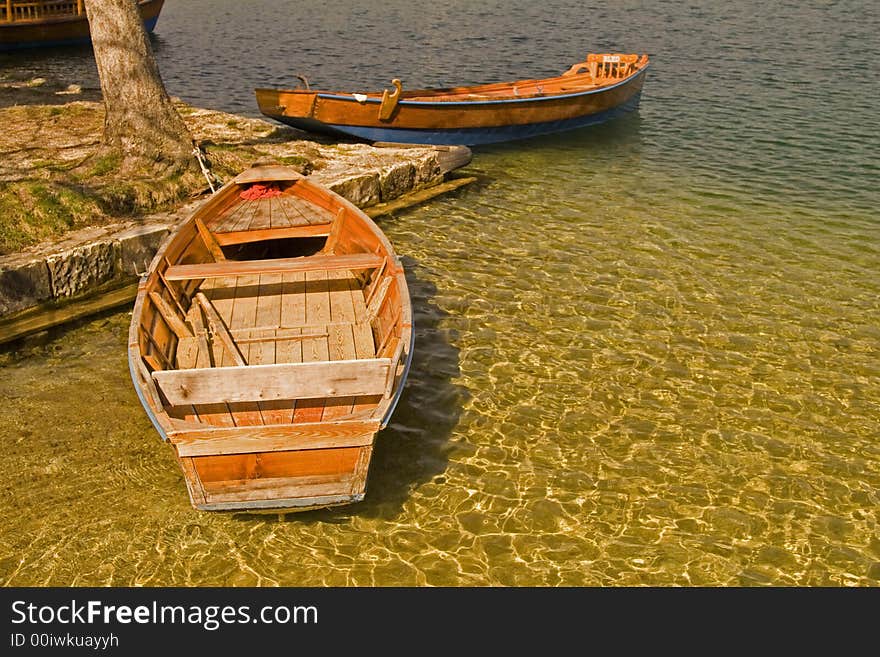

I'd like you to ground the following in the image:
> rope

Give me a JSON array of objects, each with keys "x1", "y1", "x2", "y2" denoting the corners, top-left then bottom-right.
[{"x1": 191, "y1": 142, "x2": 219, "y2": 193}]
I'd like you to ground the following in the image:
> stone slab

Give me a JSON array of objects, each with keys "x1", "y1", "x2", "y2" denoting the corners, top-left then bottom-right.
[
  {"x1": 379, "y1": 161, "x2": 416, "y2": 202},
  {"x1": 0, "y1": 256, "x2": 52, "y2": 317},
  {"x1": 45, "y1": 239, "x2": 121, "y2": 299},
  {"x1": 326, "y1": 172, "x2": 381, "y2": 208},
  {"x1": 114, "y1": 223, "x2": 172, "y2": 276}
]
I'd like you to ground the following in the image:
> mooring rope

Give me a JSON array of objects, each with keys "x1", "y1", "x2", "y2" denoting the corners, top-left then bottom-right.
[{"x1": 192, "y1": 142, "x2": 219, "y2": 193}]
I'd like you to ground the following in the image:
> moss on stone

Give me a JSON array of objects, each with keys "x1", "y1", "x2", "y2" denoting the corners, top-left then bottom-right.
[
  {"x1": 86, "y1": 153, "x2": 121, "y2": 178},
  {"x1": 0, "y1": 181, "x2": 103, "y2": 254},
  {"x1": 0, "y1": 92, "x2": 448, "y2": 256}
]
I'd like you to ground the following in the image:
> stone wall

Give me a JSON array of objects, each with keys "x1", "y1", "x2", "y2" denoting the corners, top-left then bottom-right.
[
  {"x1": 0, "y1": 144, "x2": 469, "y2": 321},
  {"x1": 0, "y1": 219, "x2": 173, "y2": 318}
]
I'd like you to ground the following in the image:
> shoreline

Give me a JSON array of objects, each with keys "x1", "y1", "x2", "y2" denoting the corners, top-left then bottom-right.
[{"x1": 0, "y1": 83, "x2": 474, "y2": 343}]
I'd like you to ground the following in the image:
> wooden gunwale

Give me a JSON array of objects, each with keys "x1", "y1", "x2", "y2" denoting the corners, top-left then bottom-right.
[{"x1": 320, "y1": 68, "x2": 644, "y2": 105}]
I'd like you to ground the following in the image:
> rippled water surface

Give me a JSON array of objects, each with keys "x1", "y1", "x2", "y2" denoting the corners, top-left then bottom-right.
[{"x1": 1, "y1": 1, "x2": 878, "y2": 586}]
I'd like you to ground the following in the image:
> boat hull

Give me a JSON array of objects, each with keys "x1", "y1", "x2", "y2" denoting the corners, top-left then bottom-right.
[
  {"x1": 280, "y1": 91, "x2": 642, "y2": 146},
  {"x1": 256, "y1": 56, "x2": 648, "y2": 146},
  {"x1": 128, "y1": 166, "x2": 413, "y2": 513},
  {"x1": 0, "y1": 0, "x2": 163, "y2": 51}
]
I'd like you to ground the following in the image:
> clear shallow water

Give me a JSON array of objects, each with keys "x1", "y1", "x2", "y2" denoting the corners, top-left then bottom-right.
[{"x1": 1, "y1": 1, "x2": 879, "y2": 586}]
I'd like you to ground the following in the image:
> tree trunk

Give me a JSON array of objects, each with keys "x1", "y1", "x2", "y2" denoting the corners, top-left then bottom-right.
[{"x1": 83, "y1": 0, "x2": 196, "y2": 175}]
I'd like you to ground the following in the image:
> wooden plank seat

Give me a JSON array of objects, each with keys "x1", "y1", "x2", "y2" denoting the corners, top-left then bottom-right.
[
  {"x1": 168, "y1": 418, "x2": 382, "y2": 457},
  {"x1": 152, "y1": 358, "x2": 394, "y2": 406},
  {"x1": 163, "y1": 252, "x2": 385, "y2": 281},
  {"x1": 213, "y1": 223, "x2": 332, "y2": 246}
]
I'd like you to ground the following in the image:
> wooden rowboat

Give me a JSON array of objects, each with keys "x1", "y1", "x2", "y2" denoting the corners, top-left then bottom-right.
[
  {"x1": 0, "y1": 0, "x2": 163, "y2": 51},
  {"x1": 128, "y1": 165, "x2": 413, "y2": 512},
  {"x1": 255, "y1": 53, "x2": 649, "y2": 146}
]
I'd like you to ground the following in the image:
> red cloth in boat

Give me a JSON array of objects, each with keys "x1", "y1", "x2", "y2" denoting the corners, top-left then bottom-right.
[{"x1": 240, "y1": 183, "x2": 283, "y2": 200}]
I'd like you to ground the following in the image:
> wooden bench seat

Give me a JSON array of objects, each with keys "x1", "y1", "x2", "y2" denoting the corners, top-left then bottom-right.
[
  {"x1": 168, "y1": 418, "x2": 382, "y2": 457},
  {"x1": 163, "y1": 252, "x2": 384, "y2": 281},
  {"x1": 213, "y1": 223, "x2": 332, "y2": 246},
  {"x1": 152, "y1": 358, "x2": 394, "y2": 406}
]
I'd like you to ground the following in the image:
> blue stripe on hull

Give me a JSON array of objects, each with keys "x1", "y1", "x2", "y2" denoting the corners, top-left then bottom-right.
[
  {"x1": 380, "y1": 325, "x2": 414, "y2": 429},
  {"x1": 127, "y1": 346, "x2": 169, "y2": 443},
  {"x1": 0, "y1": 16, "x2": 159, "y2": 51},
  {"x1": 278, "y1": 92, "x2": 642, "y2": 146}
]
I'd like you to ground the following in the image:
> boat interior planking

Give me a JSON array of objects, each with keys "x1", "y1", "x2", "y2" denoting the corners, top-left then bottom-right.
[{"x1": 129, "y1": 166, "x2": 413, "y2": 512}]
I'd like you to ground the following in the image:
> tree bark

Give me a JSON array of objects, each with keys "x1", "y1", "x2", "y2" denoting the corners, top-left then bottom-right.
[{"x1": 83, "y1": 0, "x2": 196, "y2": 174}]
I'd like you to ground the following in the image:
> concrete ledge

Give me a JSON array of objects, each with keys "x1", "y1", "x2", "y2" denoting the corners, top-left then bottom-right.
[
  {"x1": 0, "y1": 281, "x2": 140, "y2": 347},
  {"x1": 0, "y1": 254, "x2": 51, "y2": 317},
  {"x1": 46, "y1": 238, "x2": 120, "y2": 298},
  {"x1": 116, "y1": 223, "x2": 173, "y2": 276},
  {"x1": 1, "y1": 219, "x2": 175, "y2": 318},
  {"x1": 327, "y1": 172, "x2": 381, "y2": 208},
  {"x1": 0, "y1": 145, "x2": 473, "y2": 335}
]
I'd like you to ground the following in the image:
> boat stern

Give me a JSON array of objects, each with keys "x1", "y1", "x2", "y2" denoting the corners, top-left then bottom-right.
[
  {"x1": 171, "y1": 434, "x2": 378, "y2": 513},
  {"x1": 255, "y1": 87, "x2": 318, "y2": 121}
]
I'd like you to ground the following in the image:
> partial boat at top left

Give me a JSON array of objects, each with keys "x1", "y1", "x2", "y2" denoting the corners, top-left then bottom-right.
[{"x1": 0, "y1": 0, "x2": 164, "y2": 51}]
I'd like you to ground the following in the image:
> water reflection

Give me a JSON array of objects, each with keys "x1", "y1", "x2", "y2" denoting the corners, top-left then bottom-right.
[
  {"x1": 477, "y1": 107, "x2": 645, "y2": 157},
  {"x1": 358, "y1": 259, "x2": 466, "y2": 516},
  {"x1": 1, "y1": 0, "x2": 879, "y2": 587},
  {"x1": 231, "y1": 258, "x2": 467, "y2": 524}
]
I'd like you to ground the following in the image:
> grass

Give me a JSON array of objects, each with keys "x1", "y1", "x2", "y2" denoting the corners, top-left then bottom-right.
[
  {"x1": 278, "y1": 154, "x2": 310, "y2": 167},
  {"x1": 0, "y1": 99, "x2": 335, "y2": 255},
  {"x1": 0, "y1": 181, "x2": 102, "y2": 255},
  {"x1": 0, "y1": 172, "x2": 204, "y2": 254},
  {"x1": 86, "y1": 152, "x2": 120, "y2": 177},
  {"x1": 0, "y1": 101, "x2": 213, "y2": 254},
  {"x1": 277, "y1": 154, "x2": 319, "y2": 173}
]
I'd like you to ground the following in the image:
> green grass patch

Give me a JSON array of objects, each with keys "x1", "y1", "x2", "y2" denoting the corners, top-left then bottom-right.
[
  {"x1": 0, "y1": 181, "x2": 103, "y2": 255},
  {"x1": 94, "y1": 180, "x2": 138, "y2": 214},
  {"x1": 87, "y1": 152, "x2": 121, "y2": 177},
  {"x1": 203, "y1": 142, "x2": 245, "y2": 152},
  {"x1": 278, "y1": 155, "x2": 310, "y2": 167}
]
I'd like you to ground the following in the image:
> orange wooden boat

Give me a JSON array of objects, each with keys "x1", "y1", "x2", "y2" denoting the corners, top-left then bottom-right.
[
  {"x1": 0, "y1": 0, "x2": 163, "y2": 51},
  {"x1": 128, "y1": 165, "x2": 413, "y2": 512},
  {"x1": 256, "y1": 53, "x2": 649, "y2": 145}
]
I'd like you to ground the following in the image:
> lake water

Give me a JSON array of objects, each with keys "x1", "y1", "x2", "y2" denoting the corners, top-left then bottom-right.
[{"x1": 1, "y1": 1, "x2": 878, "y2": 586}]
